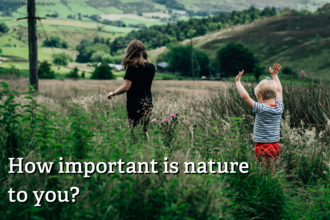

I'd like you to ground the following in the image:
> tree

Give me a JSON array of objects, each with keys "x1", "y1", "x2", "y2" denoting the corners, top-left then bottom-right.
[
  {"x1": 0, "y1": 23, "x2": 9, "y2": 33},
  {"x1": 105, "y1": 38, "x2": 111, "y2": 47},
  {"x1": 75, "y1": 39, "x2": 95, "y2": 63},
  {"x1": 91, "y1": 61, "x2": 115, "y2": 80},
  {"x1": 254, "y1": 65, "x2": 264, "y2": 81},
  {"x1": 164, "y1": 45, "x2": 209, "y2": 77},
  {"x1": 52, "y1": 52, "x2": 73, "y2": 66},
  {"x1": 102, "y1": 54, "x2": 114, "y2": 63},
  {"x1": 42, "y1": 36, "x2": 67, "y2": 48},
  {"x1": 187, "y1": 29, "x2": 196, "y2": 78},
  {"x1": 93, "y1": 36, "x2": 100, "y2": 45},
  {"x1": 42, "y1": 36, "x2": 61, "y2": 48},
  {"x1": 282, "y1": 66, "x2": 293, "y2": 75},
  {"x1": 38, "y1": 61, "x2": 55, "y2": 79},
  {"x1": 66, "y1": 67, "x2": 79, "y2": 79},
  {"x1": 216, "y1": 42, "x2": 256, "y2": 77},
  {"x1": 90, "y1": 51, "x2": 107, "y2": 63},
  {"x1": 61, "y1": 41, "x2": 68, "y2": 49}
]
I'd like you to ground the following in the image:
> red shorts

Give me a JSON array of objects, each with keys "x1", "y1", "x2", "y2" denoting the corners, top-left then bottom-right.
[{"x1": 255, "y1": 142, "x2": 281, "y2": 168}]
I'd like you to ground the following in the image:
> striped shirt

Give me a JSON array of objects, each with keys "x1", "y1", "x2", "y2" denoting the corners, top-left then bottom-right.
[{"x1": 253, "y1": 98, "x2": 284, "y2": 143}]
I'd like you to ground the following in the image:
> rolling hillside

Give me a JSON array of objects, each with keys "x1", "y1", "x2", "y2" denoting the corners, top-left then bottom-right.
[{"x1": 148, "y1": 12, "x2": 330, "y2": 80}]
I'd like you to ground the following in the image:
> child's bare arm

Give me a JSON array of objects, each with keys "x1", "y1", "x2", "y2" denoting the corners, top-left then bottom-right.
[
  {"x1": 235, "y1": 70, "x2": 255, "y2": 109},
  {"x1": 269, "y1": 63, "x2": 283, "y2": 100}
]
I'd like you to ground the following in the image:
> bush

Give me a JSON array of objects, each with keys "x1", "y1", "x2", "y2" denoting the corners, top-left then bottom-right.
[
  {"x1": 52, "y1": 52, "x2": 73, "y2": 66},
  {"x1": 81, "y1": 71, "x2": 85, "y2": 78},
  {"x1": 91, "y1": 61, "x2": 114, "y2": 80},
  {"x1": 216, "y1": 42, "x2": 257, "y2": 77},
  {"x1": 38, "y1": 61, "x2": 55, "y2": 79},
  {"x1": 66, "y1": 67, "x2": 79, "y2": 79},
  {"x1": 4, "y1": 65, "x2": 21, "y2": 78},
  {"x1": 0, "y1": 22, "x2": 9, "y2": 33}
]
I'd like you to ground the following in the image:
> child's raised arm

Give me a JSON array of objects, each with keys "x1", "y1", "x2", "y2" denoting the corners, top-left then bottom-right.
[
  {"x1": 235, "y1": 70, "x2": 255, "y2": 109},
  {"x1": 269, "y1": 64, "x2": 283, "y2": 100}
]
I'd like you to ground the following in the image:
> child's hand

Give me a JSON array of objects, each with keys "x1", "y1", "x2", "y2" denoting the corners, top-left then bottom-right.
[
  {"x1": 235, "y1": 70, "x2": 244, "y2": 82},
  {"x1": 269, "y1": 63, "x2": 282, "y2": 76}
]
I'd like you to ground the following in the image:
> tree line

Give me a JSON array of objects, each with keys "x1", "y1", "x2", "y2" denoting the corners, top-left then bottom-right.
[{"x1": 109, "y1": 6, "x2": 277, "y2": 55}]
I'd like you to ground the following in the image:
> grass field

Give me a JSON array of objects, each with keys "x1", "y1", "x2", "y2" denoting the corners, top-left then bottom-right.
[
  {"x1": 0, "y1": 47, "x2": 76, "y2": 61},
  {"x1": 0, "y1": 35, "x2": 27, "y2": 47},
  {"x1": 120, "y1": 18, "x2": 167, "y2": 27},
  {"x1": 0, "y1": 75, "x2": 329, "y2": 219}
]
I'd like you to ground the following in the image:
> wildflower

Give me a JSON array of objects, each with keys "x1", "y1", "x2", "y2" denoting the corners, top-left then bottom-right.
[
  {"x1": 166, "y1": 116, "x2": 169, "y2": 119},
  {"x1": 300, "y1": 70, "x2": 306, "y2": 78},
  {"x1": 1, "y1": 93, "x2": 4, "y2": 96},
  {"x1": 180, "y1": 133, "x2": 183, "y2": 135},
  {"x1": 39, "y1": 122, "x2": 43, "y2": 125},
  {"x1": 0, "y1": 124, "x2": 3, "y2": 127},
  {"x1": 151, "y1": 119, "x2": 157, "y2": 122},
  {"x1": 171, "y1": 113, "x2": 176, "y2": 118}
]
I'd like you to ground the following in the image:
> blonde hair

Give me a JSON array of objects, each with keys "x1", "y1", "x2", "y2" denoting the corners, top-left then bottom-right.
[
  {"x1": 254, "y1": 78, "x2": 277, "y2": 100},
  {"x1": 122, "y1": 40, "x2": 149, "y2": 70}
]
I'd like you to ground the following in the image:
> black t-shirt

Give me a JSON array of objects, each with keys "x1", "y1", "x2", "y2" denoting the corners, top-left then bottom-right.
[{"x1": 123, "y1": 63, "x2": 155, "y2": 106}]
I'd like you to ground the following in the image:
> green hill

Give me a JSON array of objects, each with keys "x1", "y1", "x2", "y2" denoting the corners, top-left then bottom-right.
[{"x1": 148, "y1": 12, "x2": 330, "y2": 80}]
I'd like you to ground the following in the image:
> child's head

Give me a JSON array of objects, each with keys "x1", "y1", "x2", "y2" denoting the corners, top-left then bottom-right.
[
  {"x1": 122, "y1": 40, "x2": 148, "y2": 70},
  {"x1": 254, "y1": 78, "x2": 277, "y2": 102}
]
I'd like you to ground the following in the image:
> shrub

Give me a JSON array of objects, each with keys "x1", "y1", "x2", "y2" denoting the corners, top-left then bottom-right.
[
  {"x1": 91, "y1": 61, "x2": 114, "y2": 80},
  {"x1": 52, "y1": 52, "x2": 73, "y2": 66},
  {"x1": 66, "y1": 67, "x2": 79, "y2": 79},
  {"x1": 38, "y1": 61, "x2": 55, "y2": 79},
  {"x1": 81, "y1": 71, "x2": 85, "y2": 78},
  {"x1": 4, "y1": 65, "x2": 21, "y2": 78}
]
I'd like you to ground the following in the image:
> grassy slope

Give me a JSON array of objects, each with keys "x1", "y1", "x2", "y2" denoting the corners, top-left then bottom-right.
[{"x1": 149, "y1": 13, "x2": 330, "y2": 80}]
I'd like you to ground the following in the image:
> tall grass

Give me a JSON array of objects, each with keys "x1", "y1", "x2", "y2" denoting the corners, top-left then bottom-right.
[{"x1": 0, "y1": 77, "x2": 329, "y2": 219}]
